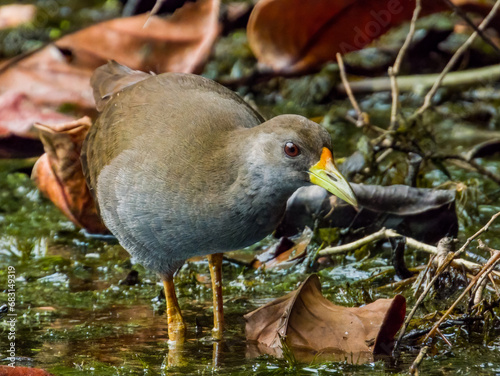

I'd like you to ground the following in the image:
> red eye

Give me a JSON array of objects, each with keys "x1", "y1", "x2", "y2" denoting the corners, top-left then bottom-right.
[{"x1": 284, "y1": 142, "x2": 300, "y2": 157}]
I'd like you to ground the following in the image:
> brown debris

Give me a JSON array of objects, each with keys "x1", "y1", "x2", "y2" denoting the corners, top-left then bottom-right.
[
  {"x1": 245, "y1": 274, "x2": 406, "y2": 363},
  {"x1": 31, "y1": 117, "x2": 108, "y2": 234}
]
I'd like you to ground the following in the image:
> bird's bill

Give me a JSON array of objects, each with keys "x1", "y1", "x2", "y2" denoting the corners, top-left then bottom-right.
[{"x1": 308, "y1": 147, "x2": 358, "y2": 207}]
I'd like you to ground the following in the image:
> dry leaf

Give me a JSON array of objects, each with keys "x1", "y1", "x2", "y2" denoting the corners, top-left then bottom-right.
[
  {"x1": 245, "y1": 274, "x2": 406, "y2": 363},
  {"x1": 31, "y1": 117, "x2": 108, "y2": 234},
  {"x1": 0, "y1": 46, "x2": 95, "y2": 108},
  {"x1": 252, "y1": 227, "x2": 313, "y2": 269},
  {"x1": 247, "y1": 0, "x2": 492, "y2": 74},
  {"x1": 0, "y1": 4, "x2": 36, "y2": 30},
  {"x1": 55, "y1": 0, "x2": 220, "y2": 73},
  {"x1": 0, "y1": 0, "x2": 220, "y2": 111},
  {"x1": 0, "y1": 367, "x2": 54, "y2": 376},
  {"x1": 0, "y1": 92, "x2": 76, "y2": 158}
]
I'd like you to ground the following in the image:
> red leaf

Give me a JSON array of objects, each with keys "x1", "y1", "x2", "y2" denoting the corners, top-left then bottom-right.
[
  {"x1": 247, "y1": 0, "x2": 493, "y2": 74},
  {"x1": 0, "y1": 366, "x2": 54, "y2": 376}
]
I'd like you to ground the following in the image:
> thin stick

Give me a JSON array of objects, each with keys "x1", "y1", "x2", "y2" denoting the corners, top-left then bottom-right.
[
  {"x1": 336, "y1": 53, "x2": 367, "y2": 127},
  {"x1": 394, "y1": 212, "x2": 500, "y2": 352},
  {"x1": 388, "y1": 0, "x2": 421, "y2": 131},
  {"x1": 436, "y1": 328, "x2": 452, "y2": 347},
  {"x1": 422, "y1": 251, "x2": 500, "y2": 342},
  {"x1": 416, "y1": 0, "x2": 500, "y2": 115},
  {"x1": 441, "y1": 0, "x2": 500, "y2": 55},
  {"x1": 336, "y1": 63, "x2": 500, "y2": 94},
  {"x1": 409, "y1": 345, "x2": 429, "y2": 375},
  {"x1": 319, "y1": 227, "x2": 500, "y2": 276}
]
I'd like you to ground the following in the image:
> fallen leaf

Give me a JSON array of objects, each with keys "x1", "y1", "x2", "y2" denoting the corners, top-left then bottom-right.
[
  {"x1": 0, "y1": 92, "x2": 75, "y2": 158},
  {"x1": 251, "y1": 227, "x2": 313, "y2": 269},
  {"x1": 247, "y1": 0, "x2": 494, "y2": 74},
  {"x1": 0, "y1": 4, "x2": 36, "y2": 30},
  {"x1": 0, "y1": 367, "x2": 54, "y2": 376},
  {"x1": 0, "y1": 0, "x2": 220, "y2": 111},
  {"x1": 277, "y1": 184, "x2": 458, "y2": 244},
  {"x1": 245, "y1": 274, "x2": 406, "y2": 363},
  {"x1": 31, "y1": 116, "x2": 108, "y2": 234},
  {"x1": 55, "y1": 0, "x2": 220, "y2": 74},
  {"x1": 0, "y1": 45, "x2": 95, "y2": 108}
]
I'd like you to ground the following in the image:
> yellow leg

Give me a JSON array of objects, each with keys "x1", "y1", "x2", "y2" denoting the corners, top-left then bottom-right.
[
  {"x1": 162, "y1": 276, "x2": 186, "y2": 343},
  {"x1": 207, "y1": 253, "x2": 224, "y2": 339}
]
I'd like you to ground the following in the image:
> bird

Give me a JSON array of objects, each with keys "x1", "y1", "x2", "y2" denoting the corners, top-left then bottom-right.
[{"x1": 81, "y1": 61, "x2": 357, "y2": 343}]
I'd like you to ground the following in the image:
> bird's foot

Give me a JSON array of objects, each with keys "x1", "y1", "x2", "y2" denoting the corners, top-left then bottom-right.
[{"x1": 167, "y1": 313, "x2": 186, "y2": 343}]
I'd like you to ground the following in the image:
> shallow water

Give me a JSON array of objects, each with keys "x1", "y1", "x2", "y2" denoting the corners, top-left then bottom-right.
[{"x1": 2, "y1": 168, "x2": 500, "y2": 375}]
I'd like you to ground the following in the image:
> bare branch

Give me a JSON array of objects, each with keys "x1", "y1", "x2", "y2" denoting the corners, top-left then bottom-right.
[
  {"x1": 336, "y1": 53, "x2": 368, "y2": 127},
  {"x1": 389, "y1": 0, "x2": 421, "y2": 131},
  {"x1": 416, "y1": 0, "x2": 500, "y2": 115}
]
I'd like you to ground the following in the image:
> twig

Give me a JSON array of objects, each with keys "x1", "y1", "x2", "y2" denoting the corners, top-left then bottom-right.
[
  {"x1": 394, "y1": 212, "x2": 500, "y2": 353},
  {"x1": 409, "y1": 345, "x2": 429, "y2": 375},
  {"x1": 388, "y1": 0, "x2": 422, "y2": 131},
  {"x1": 436, "y1": 328, "x2": 452, "y2": 347},
  {"x1": 144, "y1": 0, "x2": 166, "y2": 27},
  {"x1": 336, "y1": 53, "x2": 368, "y2": 127},
  {"x1": 336, "y1": 63, "x2": 500, "y2": 94},
  {"x1": 441, "y1": 0, "x2": 500, "y2": 55},
  {"x1": 319, "y1": 228, "x2": 500, "y2": 276},
  {"x1": 441, "y1": 156, "x2": 500, "y2": 186},
  {"x1": 402, "y1": 316, "x2": 483, "y2": 341},
  {"x1": 422, "y1": 248, "x2": 500, "y2": 342},
  {"x1": 416, "y1": 0, "x2": 500, "y2": 115}
]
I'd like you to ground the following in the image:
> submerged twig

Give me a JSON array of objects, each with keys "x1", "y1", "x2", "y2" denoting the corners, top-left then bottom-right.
[{"x1": 409, "y1": 345, "x2": 429, "y2": 375}]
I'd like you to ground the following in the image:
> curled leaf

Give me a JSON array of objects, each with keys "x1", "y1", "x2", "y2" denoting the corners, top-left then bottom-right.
[
  {"x1": 252, "y1": 227, "x2": 313, "y2": 269},
  {"x1": 247, "y1": 0, "x2": 492, "y2": 74},
  {"x1": 31, "y1": 117, "x2": 108, "y2": 234},
  {"x1": 0, "y1": 0, "x2": 220, "y2": 111},
  {"x1": 277, "y1": 184, "x2": 457, "y2": 244},
  {"x1": 245, "y1": 274, "x2": 406, "y2": 363},
  {"x1": 55, "y1": 0, "x2": 220, "y2": 73}
]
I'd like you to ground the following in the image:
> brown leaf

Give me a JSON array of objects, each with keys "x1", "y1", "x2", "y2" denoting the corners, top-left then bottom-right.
[
  {"x1": 0, "y1": 366, "x2": 54, "y2": 376},
  {"x1": 245, "y1": 274, "x2": 405, "y2": 363},
  {"x1": 0, "y1": 0, "x2": 220, "y2": 111},
  {"x1": 251, "y1": 227, "x2": 313, "y2": 269},
  {"x1": 55, "y1": 0, "x2": 221, "y2": 74},
  {"x1": 31, "y1": 117, "x2": 108, "y2": 234},
  {"x1": 0, "y1": 92, "x2": 76, "y2": 158},
  {"x1": 0, "y1": 46, "x2": 95, "y2": 108},
  {"x1": 247, "y1": 0, "x2": 489, "y2": 74},
  {"x1": 0, "y1": 4, "x2": 36, "y2": 30}
]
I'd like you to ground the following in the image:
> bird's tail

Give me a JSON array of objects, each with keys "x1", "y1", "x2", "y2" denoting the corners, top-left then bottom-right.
[{"x1": 91, "y1": 60, "x2": 152, "y2": 111}]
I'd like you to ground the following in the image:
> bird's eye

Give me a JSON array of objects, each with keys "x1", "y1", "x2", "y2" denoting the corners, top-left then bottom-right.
[{"x1": 284, "y1": 142, "x2": 300, "y2": 157}]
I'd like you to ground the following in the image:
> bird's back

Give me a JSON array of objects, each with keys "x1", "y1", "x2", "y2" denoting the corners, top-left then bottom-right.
[{"x1": 81, "y1": 63, "x2": 265, "y2": 274}]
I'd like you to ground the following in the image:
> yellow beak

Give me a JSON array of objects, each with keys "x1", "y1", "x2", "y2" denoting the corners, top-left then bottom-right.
[{"x1": 308, "y1": 148, "x2": 358, "y2": 207}]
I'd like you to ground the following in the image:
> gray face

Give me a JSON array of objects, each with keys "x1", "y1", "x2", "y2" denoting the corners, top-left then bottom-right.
[{"x1": 243, "y1": 114, "x2": 332, "y2": 190}]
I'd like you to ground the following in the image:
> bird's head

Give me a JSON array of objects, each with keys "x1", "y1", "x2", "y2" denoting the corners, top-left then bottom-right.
[{"x1": 243, "y1": 114, "x2": 357, "y2": 207}]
